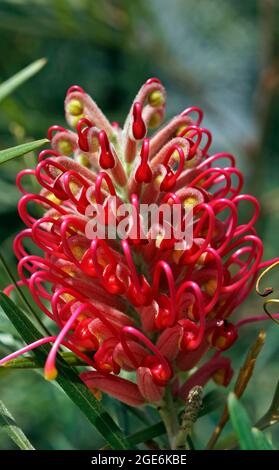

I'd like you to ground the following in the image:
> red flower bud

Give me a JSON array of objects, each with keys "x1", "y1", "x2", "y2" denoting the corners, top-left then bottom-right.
[
  {"x1": 76, "y1": 118, "x2": 93, "y2": 151},
  {"x1": 98, "y1": 130, "x2": 115, "y2": 169},
  {"x1": 135, "y1": 139, "x2": 152, "y2": 183},
  {"x1": 132, "y1": 102, "x2": 146, "y2": 140},
  {"x1": 178, "y1": 319, "x2": 200, "y2": 352},
  {"x1": 73, "y1": 318, "x2": 99, "y2": 350},
  {"x1": 142, "y1": 354, "x2": 172, "y2": 386},
  {"x1": 208, "y1": 321, "x2": 238, "y2": 351},
  {"x1": 154, "y1": 294, "x2": 173, "y2": 329}
]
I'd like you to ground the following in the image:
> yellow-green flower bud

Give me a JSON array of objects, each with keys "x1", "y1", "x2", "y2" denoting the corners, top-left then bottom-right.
[
  {"x1": 148, "y1": 90, "x2": 165, "y2": 107},
  {"x1": 57, "y1": 139, "x2": 73, "y2": 156},
  {"x1": 71, "y1": 113, "x2": 85, "y2": 128},
  {"x1": 67, "y1": 99, "x2": 83, "y2": 116},
  {"x1": 76, "y1": 154, "x2": 90, "y2": 168},
  {"x1": 149, "y1": 112, "x2": 162, "y2": 128}
]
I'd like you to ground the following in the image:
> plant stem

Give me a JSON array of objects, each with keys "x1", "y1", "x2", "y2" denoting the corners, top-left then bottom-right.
[{"x1": 158, "y1": 387, "x2": 179, "y2": 449}]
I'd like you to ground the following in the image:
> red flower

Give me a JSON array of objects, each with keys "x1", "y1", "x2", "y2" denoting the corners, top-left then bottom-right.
[{"x1": 0, "y1": 78, "x2": 273, "y2": 405}]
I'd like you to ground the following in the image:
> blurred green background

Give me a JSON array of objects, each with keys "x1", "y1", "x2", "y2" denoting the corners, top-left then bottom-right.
[{"x1": 0, "y1": 0, "x2": 279, "y2": 450}]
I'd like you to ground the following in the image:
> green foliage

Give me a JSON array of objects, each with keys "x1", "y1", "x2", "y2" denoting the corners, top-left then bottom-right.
[
  {"x1": 0, "y1": 399, "x2": 35, "y2": 450},
  {"x1": 128, "y1": 390, "x2": 226, "y2": 446},
  {"x1": 0, "y1": 58, "x2": 46, "y2": 103},
  {"x1": 251, "y1": 428, "x2": 274, "y2": 451},
  {"x1": 228, "y1": 393, "x2": 275, "y2": 450},
  {"x1": 256, "y1": 380, "x2": 279, "y2": 430},
  {"x1": 0, "y1": 139, "x2": 48, "y2": 165},
  {"x1": 0, "y1": 293, "x2": 131, "y2": 450}
]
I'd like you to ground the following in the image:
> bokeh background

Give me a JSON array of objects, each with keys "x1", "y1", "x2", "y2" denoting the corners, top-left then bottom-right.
[{"x1": 0, "y1": 0, "x2": 278, "y2": 450}]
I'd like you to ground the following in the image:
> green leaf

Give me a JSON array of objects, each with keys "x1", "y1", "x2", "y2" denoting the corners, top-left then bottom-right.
[
  {"x1": 0, "y1": 58, "x2": 47, "y2": 102},
  {"x1": 256, "y1": 380, "x2": 279, "y2": 430},
  {"x1": 228, "y1": 393, "x2": 258, "y2": 450},
  {"x1": 252, "y1": 428, "x2": 275, "y2": 450},
  {"x1": 0, "y1": 251, "x2": 50, "y2": 336},
  {"x1": 128, "y1": 421, "x2": 165, "y2": 446},
  {"x1": 0, "y1": 293, "x2": 131, "y2": 450},
  {"x1": 0, "y1": 139, "x2": 48, "y2": 165},
  {"x1": 0, "y1": 351, "x2": 86, "y2": 369},
  {"x1": 0, "y1": 399, "x2": 35, "y2": 450},
  {"x1": 128, "y1": 390, "x2": 225, "y2": 446}
]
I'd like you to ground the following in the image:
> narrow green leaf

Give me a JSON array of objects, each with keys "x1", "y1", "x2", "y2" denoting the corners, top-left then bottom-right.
[
  {"x1": 252, "y1": 428, "x2": 275, "y2": 450},
  {"x1": 0, "y1": 351, "x2": 86, "y2": 369},
  {"x1": 0, "y1": 58, "x2": 47, "y2": 102},
  {"x1": 128, "y1": 422, "x2": 165, "y2": 446},
  {"x1": 269, "y1": 380, "x2": 279, "y2": 413},
  {"x1": 228, "y1": 393, "x2": 258, "y2": 450},
  {"x1": 217, "y1": 391, "x2": 279, "y2": 450},
  {"x1": 0, "y1": 251, "x2": 50, "y2": 335},
  {"x1": 0, "y1": 293, "x2": 131, "y2": 450},
  {"x1": 0, "y1": 399, "x2": 35, "y2": 450},
  {"x1": 0, "y1": 139, "x2": 48, "y2": 165},
  {"x1": 122, "y1": 403, "x2": 150, "y2": 426},
  {"x1": 128, "y1": 390, "x2": 225, "y2": 445},
  {"x1": 256, "y1": 380, "x2": 279, "y2": 429}
]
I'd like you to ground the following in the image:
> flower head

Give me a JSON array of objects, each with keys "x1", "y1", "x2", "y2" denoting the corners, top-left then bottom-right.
[{"x1": 1, "y1": 78, "x2": 268, "y2": 405}]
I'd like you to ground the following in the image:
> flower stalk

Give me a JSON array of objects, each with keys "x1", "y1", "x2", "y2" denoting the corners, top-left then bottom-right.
[{"x1": 157, "y1": 387, "x2": 179, "y2": 449}]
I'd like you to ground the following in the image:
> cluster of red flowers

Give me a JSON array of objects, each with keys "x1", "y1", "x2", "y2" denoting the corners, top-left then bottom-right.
[{"x1": 0, "y1": 79, "x2": 268, "y2": 405}]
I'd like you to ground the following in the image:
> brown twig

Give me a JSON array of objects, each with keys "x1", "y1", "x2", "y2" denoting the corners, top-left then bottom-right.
[{"x1": 206, "y1": 330, "x2": 266, "y2": 449}]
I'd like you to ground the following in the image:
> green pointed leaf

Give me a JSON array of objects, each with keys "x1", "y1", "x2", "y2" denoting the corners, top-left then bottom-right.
[
  {"x1": 256, "y1": 380, "x2": 279, "y2": 429},
  {"x1": 269, "y1": 380, "x2": 279, "y2": 414},
  {"x1": 0, "y1": 251, "x2": 50, "y2": 335},
  {"x1": 252, "y1": 428, "x2": 275, "y2": 450},
  {"x1": 0, "y1": 399, "x2": 35, "y2": 450},
  {"x1": 0, "y1": 58, "x2": 47, "y2": 102},
  {"x1": 228, "y1": 393, "x2": 258, "y2": 450},
  {"x1": 0, "y1": 293, "x2": 131, "y2": 450},
  {"x1": 0, "y1": 139, "x2": 48, "y2": 165}
]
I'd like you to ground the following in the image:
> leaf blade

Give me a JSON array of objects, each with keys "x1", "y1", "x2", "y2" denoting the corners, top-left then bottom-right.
[
  {"x1": 0, "y1": 351, "x2": 86, "y2": 369},
  {"x1": 0, "y1": 293, "x2": 131, "y2": 450},
  {"x1": 256, "y1": 380, "x2": 279, "y2": 429},
  {"x1": 128, "y1": 422, "x2": 165, "y2": 446},
  {"x1": 0, "y1": 58, "x2": 47, "y2": 102},
  {"x1": 252, "y1": 428, "x2": 275, "y2": 450},
  {"x1": 0, "y1": 139, "x2": 48, "y2": 165},
  {"x1": 228, "y1": 393, "x2": 258, "y2": 450},
  {"x1": 0, "y1": 399, "x2": 35, "y2": 450}
]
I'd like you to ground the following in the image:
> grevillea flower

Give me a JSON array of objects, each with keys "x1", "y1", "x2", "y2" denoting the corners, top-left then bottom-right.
[{"x1": 0, "y1": 79, "x2": 277, "y2": 406}]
